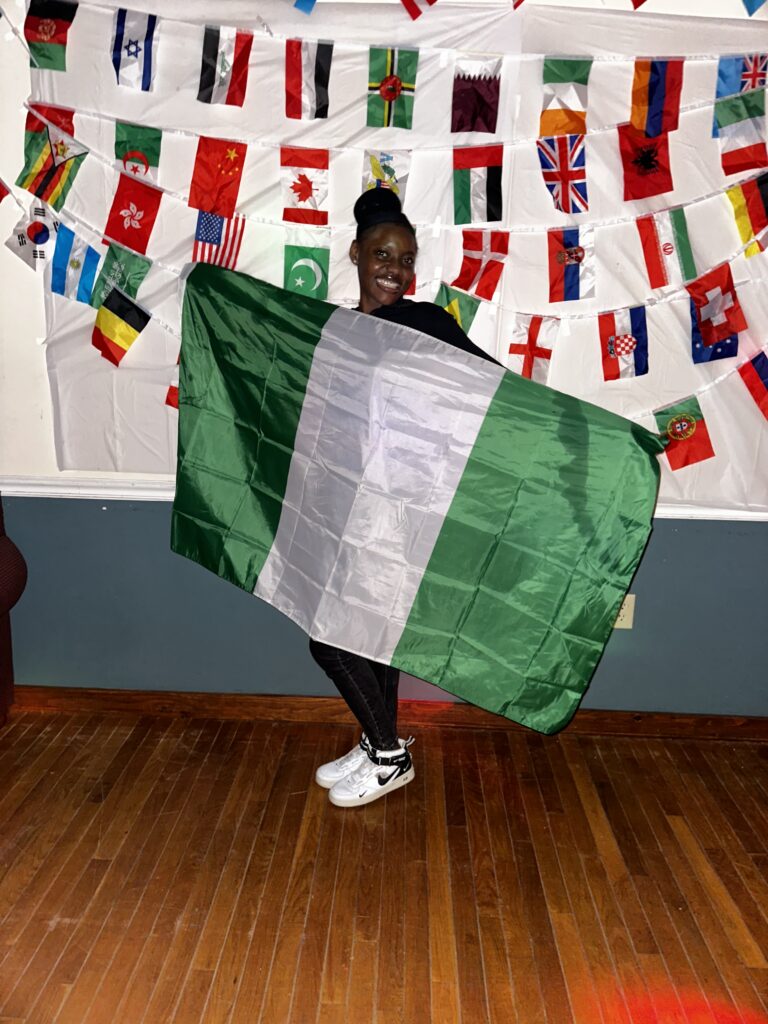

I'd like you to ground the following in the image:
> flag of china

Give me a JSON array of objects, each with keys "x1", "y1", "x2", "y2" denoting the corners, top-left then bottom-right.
[
  {"x1": 103, "y1": 175, "x2": 162, "y2": 254},
  {"x1": 188, "y1": 136, "x2": 247, "y2": 219},
  {"x1": 618, "y1": 123, "x2": 673, "y2": 200}
]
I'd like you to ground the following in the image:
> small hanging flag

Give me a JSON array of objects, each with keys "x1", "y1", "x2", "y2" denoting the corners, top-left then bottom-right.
[
  {"x1": 539, "y1": 58, "x2": 592, "y2": 136},
  {"x1": 92, "y1": 287, "x2": 151, "y2": 366},
  {"x1": 654, "y1": 397, "x2": 715, "y2": 471},
  {"x1": 280, "y1": 147, "x2": 329, "y2": 225},
  {"x1": 713, "y1": 55, "x2": 768, "y2": 108},
  {"x1": 285, "y1": 39, "x2": 333, "y2": 120},
  {"x1": 50, "y1": 223, "x2": 101, "y2": 303},
  {"x1": 15, "y1": 105, "x2": 87, "y2": 211},
  {"x1": 689, "y1": 298, "x2": 738, "y2": 365},
  {"x1": 451, "y1": 57, "x2": 501, "y2": 134},
  {"x1": 686, "y1": 264, "x2": 748, "y2": 347},
  {"x1": 114, "y1": 121, "x2": 162, "y2": 184},
  {"x1": 738, "y1": 351, "x2": 768, "y2": 419},
  {"x1": 726, "y1": 172, "x2": 768, "y2": 257},
  {"x1": 293, "y1": 0, "x2": 317, "y2": 12},
  {"x1": 618, "y1": 123, "x2": 673, "y2": 200},
  {"x1": 450, "y1": 230, "x2": 509, "y2": 301},
  {"x1": 742, "y1": 0, "x2": 767, "y2": 15},
  {"x1": 198, "y1": 26, "x2": 253, "y2": 107},
  {"x1": 630, "y1": 59, "x2": 684, "y2": 137},
  {"x1": 636, "y1": 206, "x2": 697, "y2": 289},
  {"x1": 188, "y1": 136, "x2": 247, "y2": 218},
  {"x1": 536, "y1": 134, "x2": 588, "y2": 213},
  {"x1": 367, "y1": 48, "x2": 419, "y2": 130},
  {"x1": 192, "y1": 211, "x2": 245, "y2": 270},
  {"x1": 111, "y1": 9, "x2": 158, "y2": 92},
  {"x1": 284, "y1": 236, "x2": 330, "y2": 300},
  {"x1": 361, "y1": 150, "x2": 411, "y2": 201},
  {"x1": 4, "y1": 203, "x2": 58, "y2": 271},
  {"x1": 90, "y1": 243, "x2": 150, "y2": 309},
  {"x1": 103, "y1": 174, "x2": 162, "y2": 254},
  {"x1": 399, "y1": 0, "x2": 437, "y2": 18},
  {"x1": 506, "y1": 314, "x2": 558, "y2": 383},
  {"x1": 452, "y1": 145, "x2": 503, "y2": 224},
  {"x1": 25, "y1": 0, "x2": 78, "y2": 71},
  {"x1": 547, "y1": 226, "x2": 594, "y2": 303},
  {"x1": 713, "y1": 90, "x2": 768, "y2": 175},
  {"x1": 166, "y1": 358, "x2": 179, "y2": 410},
  {"x1": 433, "y1": 283, "x2": 481, "y2": 334},
  {"x1": 598, "y1": 306, "x2": 649, "y2": 381}
]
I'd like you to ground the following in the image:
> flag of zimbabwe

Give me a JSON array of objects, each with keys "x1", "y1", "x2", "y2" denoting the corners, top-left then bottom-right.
[
  {"x1": 15, "y1": 105, "x2": 87, "y2": 211},
  {"x1": 92, "y1": 287, "x2": 151, "y2": 366},
  {"x1": 24, "y1": 0, "x2": 79, "y2": 72},
  {"x1": 367, "y1": 47, "x2": 418, "y2": 129}
]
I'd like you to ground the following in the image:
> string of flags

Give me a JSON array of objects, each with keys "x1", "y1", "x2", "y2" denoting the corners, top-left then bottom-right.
[
  {"x1": 15, "y1": 99, "x2": 768, "y2": 311},
  {"x1": 3, "y1": 2, "x2": 768, "y2": 498}
]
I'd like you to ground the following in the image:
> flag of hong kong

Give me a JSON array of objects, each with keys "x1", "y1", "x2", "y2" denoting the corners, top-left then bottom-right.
[{"x1": 104, "y1": 175, "x2": 162, "y2": 254}]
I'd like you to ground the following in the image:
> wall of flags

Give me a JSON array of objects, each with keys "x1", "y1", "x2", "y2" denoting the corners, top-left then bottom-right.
[{"x1": 1, "y1": 0, "x2": 767, "y2": 513}]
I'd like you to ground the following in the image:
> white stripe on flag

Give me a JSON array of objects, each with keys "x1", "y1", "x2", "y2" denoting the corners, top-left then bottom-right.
[
  {"x1": 301, "y1": 41, "x2": 318, "y2": 119},
  {"x1": 719, "y1": 115, "x2": 765, "y2": 154},
  {"x1": 469, "y1": 166, "x2": 488, "y2": 222},
  {"x1": 210, "y1": 26, "x2": 238, "y2": 104},
  {"x1": 613, "y1": 308, "x2": 637, "y2": 379},
  {"x1": 254, "y1": 308, "x2": 504, "y2": 661}
]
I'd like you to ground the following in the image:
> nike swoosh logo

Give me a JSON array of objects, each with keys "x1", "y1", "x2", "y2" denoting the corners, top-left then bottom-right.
[{"x1": 378, "y1": 769, "x2": 400, "y2": 786}]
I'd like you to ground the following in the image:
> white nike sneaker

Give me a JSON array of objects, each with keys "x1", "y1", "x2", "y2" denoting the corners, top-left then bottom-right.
[
  {"x1": 328, "y1": 740, "x2": 415, "y2": 808},
  {"x1": 315, "y1": 734, "x2": 374, "y2": 789}
]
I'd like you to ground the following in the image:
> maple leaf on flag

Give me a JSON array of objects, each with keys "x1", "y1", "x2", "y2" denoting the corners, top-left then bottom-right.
[{"x1": 291, "y1": 174, "x2": 315, "y2": 204}]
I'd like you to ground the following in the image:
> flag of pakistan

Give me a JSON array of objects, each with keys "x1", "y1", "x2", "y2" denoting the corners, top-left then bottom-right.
[
  {"x1": 283, "y1": 244, "x2": 329, "y2": 300},
  {"x1": 173, "y1": 264, "x2": 665, "y2": 734}
]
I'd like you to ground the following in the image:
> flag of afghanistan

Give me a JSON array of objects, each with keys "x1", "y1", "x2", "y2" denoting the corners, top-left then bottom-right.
[
  {"x1": 172, "y1": 264, "x2": 666, "y2": 735},
  {"x1": 24, "y1": 0, "x2": 79, "y2": 72}
]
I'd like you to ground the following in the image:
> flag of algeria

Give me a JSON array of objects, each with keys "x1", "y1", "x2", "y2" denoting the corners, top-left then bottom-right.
[{"x1": 172, "y1": 265, "x2": 665, "y2": 734}]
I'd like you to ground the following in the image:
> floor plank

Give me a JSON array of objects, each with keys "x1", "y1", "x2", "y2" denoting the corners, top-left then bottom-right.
[{"x1": 1, "y1": 712, "x2": 768, "y2": 1024}]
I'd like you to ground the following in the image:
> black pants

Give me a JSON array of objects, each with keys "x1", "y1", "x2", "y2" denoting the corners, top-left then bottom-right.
[{"x1": 308, "y1": 639, "x2": 400, "y2": 751}]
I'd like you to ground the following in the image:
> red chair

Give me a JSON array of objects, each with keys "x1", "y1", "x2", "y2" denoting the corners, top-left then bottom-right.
[{"x1": 0, "y1": 497, "x2": 27, "y2": 727}]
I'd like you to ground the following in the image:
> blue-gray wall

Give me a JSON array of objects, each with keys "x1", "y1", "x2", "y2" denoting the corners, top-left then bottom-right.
[{"x1": 3, "y1": 496, "x2": 767, "y2": 716}]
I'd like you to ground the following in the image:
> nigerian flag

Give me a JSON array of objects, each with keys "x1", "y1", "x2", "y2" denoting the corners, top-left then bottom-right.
[{"x1": 172, "y1": 264, "x2": 665, "y2": 734}]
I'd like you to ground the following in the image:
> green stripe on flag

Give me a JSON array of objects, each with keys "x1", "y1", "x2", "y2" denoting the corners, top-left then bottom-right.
[
  {"x1": 715, "y1": 88, "x2": 765, "y2": 130},
  {"x1": 452, "y1": 168, "x2": 472, "y2": 225},
  {"x1": 393, "y1": 372, "x2": 664, "y2": 734},
  {"x1": 669, "y1": 207, "x2": 697, "y2": 282},
  {"x1": 542, "y1": 57, "x2": 593, "y2": 85},
  {"x1": 172, "y1": 264, "x2": 336, "y2": 591},
  {"x1": 28, "y1": 41, "x2": 67, "y2": 72}
]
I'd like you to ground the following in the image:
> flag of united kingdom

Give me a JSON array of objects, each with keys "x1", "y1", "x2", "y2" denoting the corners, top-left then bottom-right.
[
  {"x1": 741, "y1": 54, "x2": 768, "y2": 92},
  {"x1": 536, "y1": 134, "x2": 588, "y2": 214}
]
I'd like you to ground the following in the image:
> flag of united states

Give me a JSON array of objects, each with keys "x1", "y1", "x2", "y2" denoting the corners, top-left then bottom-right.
[{"x1": 192, "y1": 210, "x2": 245, "y2": 269}]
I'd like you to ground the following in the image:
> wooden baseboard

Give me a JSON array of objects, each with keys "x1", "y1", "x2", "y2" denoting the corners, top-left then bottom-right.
[{"x1": 7, "y1": 684, "x2": 768, "y2": 740}]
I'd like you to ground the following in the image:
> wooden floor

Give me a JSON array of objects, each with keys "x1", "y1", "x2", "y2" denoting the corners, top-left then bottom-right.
[{"x1": 0, "y1": 713, "x2": 767, "y2": 1024}]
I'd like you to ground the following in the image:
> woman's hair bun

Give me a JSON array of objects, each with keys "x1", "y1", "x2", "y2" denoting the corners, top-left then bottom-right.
[
  {"x1": 352, "y1": 188, "x2": 414, "y2": 240},
  {"x1": 353, "y1": 188, "x2": 403, "y2": 227}
]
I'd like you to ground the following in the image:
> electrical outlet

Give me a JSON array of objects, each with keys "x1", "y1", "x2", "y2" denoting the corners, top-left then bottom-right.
[{"x1": 613, "y1": 594, "x2": 635, "y2": 630}]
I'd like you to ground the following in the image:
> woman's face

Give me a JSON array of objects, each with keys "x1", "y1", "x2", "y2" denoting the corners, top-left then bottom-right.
[{"x1": 350, "y1": 223, "x2": 417, "y2": 314}]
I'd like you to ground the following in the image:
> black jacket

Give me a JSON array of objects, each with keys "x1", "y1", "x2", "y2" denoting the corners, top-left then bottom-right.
[{"x1": 365, "y1": 298, "x2": 500, "y2": 366}]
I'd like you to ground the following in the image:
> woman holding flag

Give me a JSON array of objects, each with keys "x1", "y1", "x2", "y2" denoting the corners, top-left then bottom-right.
[{"x1": 310, "y1": 188, "x2": 497, "y2": 808}]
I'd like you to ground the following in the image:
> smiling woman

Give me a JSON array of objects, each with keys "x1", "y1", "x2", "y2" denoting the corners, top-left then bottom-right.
[{"x1": 306, "y1": 187, "x2": 500, "y2": 810}]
